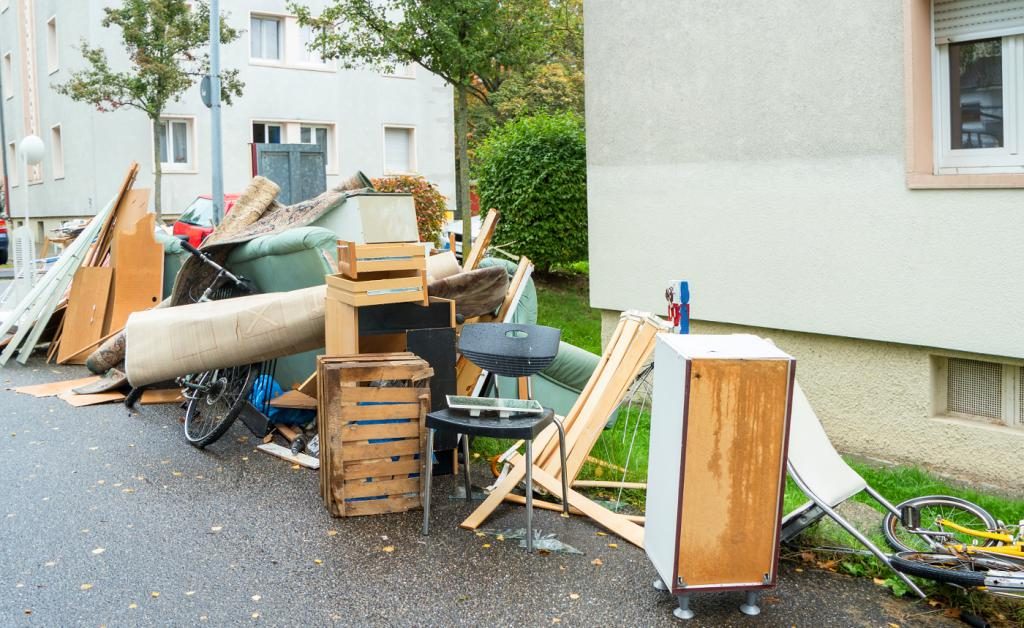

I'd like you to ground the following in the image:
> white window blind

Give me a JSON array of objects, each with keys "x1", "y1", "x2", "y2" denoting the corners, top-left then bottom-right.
[
  {"x1": 384, "y1": 127, "x2": 412, "y2": 172},
  {"x1": 934, "y1": 0, "x2": 1024, "y2": 43}
]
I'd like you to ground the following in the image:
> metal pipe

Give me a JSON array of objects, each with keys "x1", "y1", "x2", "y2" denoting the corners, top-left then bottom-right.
[{"x1": 209, "y1": 0, "x2": 224, "y2": 225}]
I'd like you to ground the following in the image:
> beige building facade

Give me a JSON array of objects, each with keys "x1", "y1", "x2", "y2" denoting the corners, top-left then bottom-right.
[{"x1": 586, "y1": 0, "x2": 1024, "y2": 490}]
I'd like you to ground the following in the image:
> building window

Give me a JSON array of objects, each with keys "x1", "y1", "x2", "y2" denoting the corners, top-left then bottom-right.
[
  {"x1": 300, "y1": 125, "x2": 328, "y2": 148},
  {"x1": 252, "y1": 122, "x2": 283, "y2": 144},
  {"x1": 936, "y1": 356, "x2": 1023, "y2": 428},
  {"x1": 6, "y1": 141, "x2": 16, "y2": 186},
  {"x1": 2, "y1": 52, "x2": 12, "y2": 99},
  {"x1": 299, "y1": 24, "x2": 324, "y2": 64},
  {"x1": 930, "y1": 1, "x2": 1024, "y2": 175},
  {"x1": 50, "y1": 124, "x2": 63, "y2": 179},
  {"x1": 46, "y1": 16, "x2": 58, "y2": 74},
  {"x1": 383, "y1": 126, "x2": 415, "y2": 174},
  {"x1": 383, "y1": 61, "x2": 416, "y2": 79},
  {"x1": 250, "y1": 16, "x2": 282, "y2": 61},
  {"x1": 156, "y1": 117, "x2": 194, "y2": 170}
]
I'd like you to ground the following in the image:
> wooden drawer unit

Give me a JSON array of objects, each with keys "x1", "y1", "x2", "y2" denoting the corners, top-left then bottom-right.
[{"x1": 645, "y1": 334, "x2": 794, "y2": 602}]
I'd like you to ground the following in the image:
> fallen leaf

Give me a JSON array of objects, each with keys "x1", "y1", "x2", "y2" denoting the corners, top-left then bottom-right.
[
  {"x1": 160, "y1": 460, "x2": 171, "y2": 465},
  {"x1": 128, "y1": 603, "x2": 138, "y2": 609},
  {"x1": 595, "y1": 532, "x2": 607, "y2": 537},
  {"x1": 475, "y1": 532, "x2": 485, "y2": 537},
  {"x1": 382, "y1": 546, "x2": 395, "y2": 553},
  {"x1": 943, "y1": 609, "x2": 961, "y2": 619},
  {"x1": 172, "y1": 471, "x2": 183, "y2": 477},
  {"x1": 91, "y1": 548, "x2": 105, "y2": 555},
  {"x1": 97, "y1": 480, "x2": 105, "y2": 485},
  {"x1": 496, "y1": 534, "x2": 505, "y2": 542},
  {"x1": 88, "y1": 447, "x2": 98, "y2": 451},
  {"x1": 482, "y1": 543, "x2": 492, "y2": 549},
  {"x1": 314, "y1": 559, "x2": 323, "y2": 565},
  {"x1": 185, "y1": 591, "x2": 195, "y2": 596},
  {"x1": 591, "y1": 558, "x2": 603, "y2": 566},
  {"x1": 794, "y1": 567, "x2": 803, "y2": 572},
  {"x1": 80, "y1": 583, "x2": 93, "y2": 591},
  {"x1": 151, "y1": 592, "x2": 160, "y2": 598},
  {"x1": 873, "y1": 577, "x2": 886, "y2": 586},
  {"x1": 569, "y1": 593, "x2": 580, "y2": 600},
  {"x1": 326, "y1": 530, "x2": 338, "y2": 536},
  {"x1": 122, "y1": 488, "x2": 135, "y2": 494},
  {"x1": 607, "y1": 543, "x2": 618, "y2": 549},
  {"x1": 251, "y1": 595, "x2": 261, "y2": 602},
  {"x1": 241, "y1": 457, "x2": 249, "y2": 461},
  {"x1": 251, "y1": 612, "x2": 260, "y2": 619},
  {"x1": 23, "y1": 610, "x2": 31, "y2": 616},
  {"x1": 211, "y1": 526, "x2": 223, "y2": 532},
  {"x1": 552, "y1": 619, "x2": 561, "y2": 624}
]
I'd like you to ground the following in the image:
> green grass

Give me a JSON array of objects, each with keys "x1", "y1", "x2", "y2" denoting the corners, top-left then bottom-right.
[{"x1": 472, "y1": 272, "x2": 1024, "y2": 621}]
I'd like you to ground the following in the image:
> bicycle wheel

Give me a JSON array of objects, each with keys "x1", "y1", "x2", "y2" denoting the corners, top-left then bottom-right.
[
  {"x1": 883, "y1": 495, "x2": 999, "y2": 553},
  {"x1": 891, "y1": 552, "x2": 989, "y2": 588},
  {"x1": 182, "y1": 364, "x2": 256, "y2": 448}
]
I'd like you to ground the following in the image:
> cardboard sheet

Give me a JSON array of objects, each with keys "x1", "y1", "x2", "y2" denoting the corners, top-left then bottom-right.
[
  {"x1": 59, "y1": 391, "x2": 125, "y2": 407},
  {"x1": 125, "y1": 285, "x2": 326, "y2": 387},
  {"x1": 14, "y1": 376, "x2": 102, "y2": 397}
]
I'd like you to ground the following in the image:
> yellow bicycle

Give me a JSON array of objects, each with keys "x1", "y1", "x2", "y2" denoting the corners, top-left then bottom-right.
[{"x1": 884, "y1": 496, "x2": 1024, "y2": 598}]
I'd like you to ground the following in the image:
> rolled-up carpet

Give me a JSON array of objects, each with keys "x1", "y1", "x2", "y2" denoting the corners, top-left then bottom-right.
[{"x1": 125, "y1": 285, "x2": 326, "y2": 388}]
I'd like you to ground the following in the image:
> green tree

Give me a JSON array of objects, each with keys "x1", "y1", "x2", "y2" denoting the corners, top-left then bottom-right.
[
  {"x1": 291, "y1": 0, "x2": 554, "y2": 261},
  {"x1": 55, "y1": 0, "x2": 243, "y2": 218}
]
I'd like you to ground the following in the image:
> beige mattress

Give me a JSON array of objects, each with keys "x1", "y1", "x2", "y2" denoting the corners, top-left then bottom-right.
[{"x1": 126, "y1": 285, "x2": 326, "y2": 387}]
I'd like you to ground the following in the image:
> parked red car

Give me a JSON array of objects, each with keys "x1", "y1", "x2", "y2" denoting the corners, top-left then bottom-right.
[
  {"x1": 0, "y1": 217, "x2": 8, "y2": 265},
  {"x1": 172, "y1": 194, "x2": 240, "y2": 248}
]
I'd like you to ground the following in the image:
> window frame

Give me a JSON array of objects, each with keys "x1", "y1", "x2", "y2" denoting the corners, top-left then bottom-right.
[
  {"x1": 382, "y1": 124, "x2": 417, "y2": 175},
  {"x1": 46, "y1": 15, "x2": 58, "y2": 75},
  {"x1": 154, "y1": 115, "x2": 197, "y2": 173},
  {"x1": 903, "y1": 0, "x2": 1024, "y2": 188},
  {"x1": 6, "y1": 141, "x2": 16, "y2": 187},
  {"x1": 251, "y1": 119, "x2": 338, "y2": 173},
  {"x1": 2, "y1": 51, "x2": 12, "y2": 100},
  {"x1": 250, "y1": 14, "x2": 283, "y2": 62},
  {"x1": 50, "y1": 124, "x2": 63, "y2": 180}
]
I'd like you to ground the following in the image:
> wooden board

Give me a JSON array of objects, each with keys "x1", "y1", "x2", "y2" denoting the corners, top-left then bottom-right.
[
  {"x1": 111, "y1": 189, "x2": 150, "y2": 241},
  {"x1": 269, "y1": 389, "x2": 317, "y2": 410},
  {"x1": 106, "y1": 213, "x2": 163, "y2": 333},
  {"x1": 57, "y1": 266, "x2": 113, "y2": 364},
  {"x1": 14, "y1": 376, "x2": 101, "y2": 397},
  {"x1": 257, "y1": 442, "x2": 320, "y2": 469},
  {"x1": 462, "y1": 209, "x2": 499, "y2": 272},
  {"x1": 58, "y1": 391, "x2": 125, "y2": 407},
  {"x1": 676, "y1": 359, "x2": 791, "y2": 588},
  {"x1": 139, "y1": 389, "x2": 184, "y2": 404}
]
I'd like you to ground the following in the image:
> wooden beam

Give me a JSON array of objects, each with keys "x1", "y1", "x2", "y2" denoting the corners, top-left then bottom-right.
[
  {"x1": 572, "y1": 480, "x2": 647, "y2": 490},
  {"x1": 462, "y1": 209, "x2": 499, "y2": 272}
]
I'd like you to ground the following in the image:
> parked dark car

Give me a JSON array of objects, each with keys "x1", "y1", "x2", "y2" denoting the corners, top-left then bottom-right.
[{"x1": 172, "y1": 194, "x2": 239, "y2": 248}]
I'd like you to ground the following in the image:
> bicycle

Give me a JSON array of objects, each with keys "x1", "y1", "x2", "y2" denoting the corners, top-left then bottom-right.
[{"x1": 883, "y1": 496, "x2": 1024, "y2": 599}]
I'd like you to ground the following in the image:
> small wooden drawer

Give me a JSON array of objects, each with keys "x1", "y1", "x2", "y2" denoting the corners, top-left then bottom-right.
[
  {"x1": 326, "y1": 270, "x2": 428, "y2": 307},
  {"x1": 337, "y1": 241, "x2": 426, "y2": 279}
]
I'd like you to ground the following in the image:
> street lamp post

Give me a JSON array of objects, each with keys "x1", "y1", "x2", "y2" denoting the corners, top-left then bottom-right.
[
  {"x1": 209, "y1": 0, "x2": 224, "y2": 226},
  {"x1": 18, "y1": 135, "x2": 44, "y2": 286}
]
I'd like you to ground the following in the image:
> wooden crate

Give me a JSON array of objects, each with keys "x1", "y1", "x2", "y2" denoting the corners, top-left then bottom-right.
[
  {"x1": 317, "y1": 353, "x2": 434, "y2": 517},
  {"x1": 326, "y1": 271, "x2": 428, "y2": 308},
  {"x1": 337, "y1": 241, "x2": 426, "y2": 279}
]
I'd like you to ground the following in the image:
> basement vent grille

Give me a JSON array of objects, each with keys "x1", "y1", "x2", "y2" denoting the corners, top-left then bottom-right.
[{"x1": 946, "y1": 357, "x2": 1002, "y2": 420}]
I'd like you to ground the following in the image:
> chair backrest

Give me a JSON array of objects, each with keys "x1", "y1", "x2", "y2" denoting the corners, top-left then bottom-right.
[
  {"x1": 459, "y1": 323, "x2": 560, "y2": 378},
  {"x1": 788, "y1": 382, "x2": 867, "y2": 508}
]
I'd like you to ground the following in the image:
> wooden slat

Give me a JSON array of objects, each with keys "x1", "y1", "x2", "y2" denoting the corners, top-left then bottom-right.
[
  {"x1": 329, "y1": 287, "x2": 426, "y2": 308},
  {"x1": 342, "y1": 494, "x2": 420, "y2": 517},
  {"x1": 340, "y1": 403, "x2": 421, "y2": 421},
  {"x1": 341, "y1": 438, "x2": 421, "y2": 462},
  {"x1": 342, "y1": 477, "x2": 419, "y2": 499},
  {"x1": 343, "y1": 456, "x2": 421, "y2": 480},
  {"x1": 268, "y1": 390, "x2": 317, "y2": 409},
  {"x1": 338, "y1": 386, "x2": 425, "y2": 404},
  {"x1": 341, "y1": 420, "x2": 419, "y2": 441},
  {"x1": 256, "y1": 442, "x2": 319, "y2": 469},
  {"x1": 462, "y1": 209, "x2": 499, "y2": 271},
  {"x1": 326, "y1": 272, "x2": 423, "y2": 293},
  {"x1": 335, "y1": 364, "x2": 434, "y2": 383}
]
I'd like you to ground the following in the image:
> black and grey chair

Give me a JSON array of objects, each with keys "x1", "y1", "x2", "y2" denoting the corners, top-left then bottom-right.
[{"x1": 422, "y1": 323, "x2": 570, "y2": 552}]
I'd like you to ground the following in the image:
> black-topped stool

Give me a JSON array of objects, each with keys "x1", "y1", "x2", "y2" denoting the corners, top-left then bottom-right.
[{"x1": 422, "y1": 323, "x2": 570, "y2": 552}]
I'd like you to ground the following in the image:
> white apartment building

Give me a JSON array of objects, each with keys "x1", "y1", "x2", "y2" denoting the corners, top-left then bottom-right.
[
  {"x1": 0, "y1": 0, "x2": 455, "y2": 238},
  {"x1": 585, "y1": 0, "x2": 1024, "y2": 489}
]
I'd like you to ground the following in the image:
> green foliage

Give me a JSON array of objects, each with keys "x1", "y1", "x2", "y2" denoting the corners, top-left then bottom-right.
[
  {"x1": 55, "y1": 0, "x2": 243, "y2": 215},
  {"x1": 371, "y1": 175, "x2": 448, "y2": 245},
  {"x1": 475, "y1": 112, "x2": 587, "y2": 271}
]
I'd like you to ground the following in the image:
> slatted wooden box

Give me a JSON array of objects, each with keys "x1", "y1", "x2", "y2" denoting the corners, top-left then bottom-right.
[
  {"x1": 331, "y1": 241, "x2": 428, "y2": 307},
  {"x1": 317, "y1": 353, "x2": 434, "y2": 517}
]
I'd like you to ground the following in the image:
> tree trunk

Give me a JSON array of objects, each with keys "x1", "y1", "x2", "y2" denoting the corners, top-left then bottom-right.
[
  {"x1": 455, "y1": 84, "x2": 472, "y2": 263},
  {"x1": 151, "y1": 117, "x2": 163, "y2": 221}
]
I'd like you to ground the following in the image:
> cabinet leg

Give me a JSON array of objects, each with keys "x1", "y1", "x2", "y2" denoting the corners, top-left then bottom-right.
[
  {"x1": 673, "y1": 595, "x2": 695, "y2": 620},
  {"x1": 739, "y1": 591, "x2": 761, "y2": 616}
]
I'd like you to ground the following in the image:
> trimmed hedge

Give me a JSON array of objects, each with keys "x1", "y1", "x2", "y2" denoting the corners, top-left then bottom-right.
[
  {"x1": 475, "y1": 112, "x2": 587, "y2": 270},
  {"x1": 372, "y1": 175, "x2": 448, "y2": 245}
]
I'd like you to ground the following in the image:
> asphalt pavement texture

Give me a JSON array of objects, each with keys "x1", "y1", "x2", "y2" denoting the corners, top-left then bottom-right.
[{"x1": 1, "y1": 360, "x2": 962, "y2": 627}]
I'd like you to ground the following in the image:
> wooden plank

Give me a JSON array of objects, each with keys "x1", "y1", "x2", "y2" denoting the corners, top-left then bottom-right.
[
  {"x1": 326, "y1": 272, "x2": 423, "y2": 293},
  {"x1": 57, "y1": 266, "x2": 113, "y2": 363},
  {"x1": 342, "y1": 477, "x2": 419, "y2": 499},
  {"x1": 297, "y1": 371, "x2": 317, "y2": 397},
  {"x1": 276, "y1": 424, "x2": 301, "y2": 442},
  {"x1": 58, "y1": 391, "x2": 125, "y2": 407},
  {"x1": 111, "y1": 188, "x2": 150, "y2": 240},
  {"x1": 86, "y1": 163, "x2": 139, "y2": 267},
  {"x1": 341, "y1": 438, "x2": 421, "y2": 462},
  {"x1": 338, "y1": 386, "x2": 425, "y2": 404},
  {"x1": 324, "y1": 296, "x2": 358, "y2": 356},
  {"x1": 340, "y1": 403, "x2": 421, "y2": 421},
  {"x1": 343, "y1": 456, "x2": 421, "y2": 480},
  {"x1": 676, "y1": 358, "x2": 790, "y2": 588},
  {"x1": 463, "y1": 209, "x2": 499, "y2": 271},
  {"x1": 334, "y1": 363, "x2": 434, "y2": 383},
  {"x1": 60, "y1": 326, "x2": 125, "y2": 365},
  {"x1": 268, "y1": 390, "x2": 317, "y2": 410},
  {"x1": 14, "y1": 376, "x2": 101, "y2": 397},
  {"x1": 256, "y1": 442, "x2": 320, "y2": 469},
  {"x1": 139, "y1": 389, "x2": 184, "y2": 404},
  {"x1": 106, "y1": 213, "x2": 163, "y2": 333},
  {"x1": 342, "y1": 494, "x2": 420, "y2": 517},
  {"x1": 329, "y1": 287, "x2": 426, "y2": 308},
  {"x1": 341, "y1": 420, "x2": 419, "y2": 441},
  {"x1": 572, "y1": 480, "x2": 647, "y2": 490}
]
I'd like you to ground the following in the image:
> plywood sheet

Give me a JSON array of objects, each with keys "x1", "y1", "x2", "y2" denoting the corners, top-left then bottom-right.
[
  {"x1": 268, "y1": 390, "x2": 317, "y2": 409},
  {"x1": 57, "y1": 266, "x2": 113, "y2": 364},
  {"x1": 14, "y1": 376, "x2": 101, "y2": 397},
  {"x1": 107, "y1": 213, "x2": 163, "y2": 333},
  {"x1": 140, "y1": 389, "x2": 184, "y2": 405},
  {"x1": 112, "y1": 189, "x2": 151, "y2": 242},
  {"x1": 676, "y1": 359, "x2": 791, "y2": 588}
]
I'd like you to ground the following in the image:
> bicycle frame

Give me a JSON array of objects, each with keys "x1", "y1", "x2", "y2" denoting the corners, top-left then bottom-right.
[{"x1": 937, "y1": 518, "x2": 1024, "y2": 561}]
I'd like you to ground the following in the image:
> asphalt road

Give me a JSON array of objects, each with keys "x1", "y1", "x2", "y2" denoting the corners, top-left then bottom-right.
[{"x1": 0, "y1": 360, "x2": 961, "y2": 627}]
